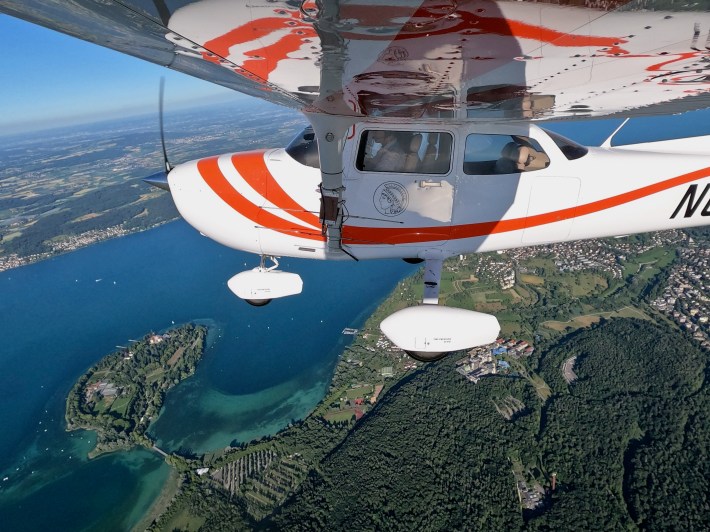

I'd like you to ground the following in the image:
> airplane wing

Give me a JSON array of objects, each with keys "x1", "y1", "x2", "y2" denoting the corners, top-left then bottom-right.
[{"x1": 0, "y1": 0, "x2": 708, "y2": 121}]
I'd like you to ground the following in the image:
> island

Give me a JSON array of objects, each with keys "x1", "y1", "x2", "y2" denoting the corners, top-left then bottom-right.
[{"x1": 65, "y1": 323, "x2": 207, "y2": 458}]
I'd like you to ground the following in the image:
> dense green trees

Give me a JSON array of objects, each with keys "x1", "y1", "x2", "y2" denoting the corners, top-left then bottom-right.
[
  {"x1": 529, "y1": 319, "x2": 708, "y2": 530},
  {"x1": 268, "y1": 364, "x2": 530, "y2": 531},
  {"x1": 149, "y1": 479, "x2": 255, "y2": 532},
  {"x1": 268, "y1": 319, "x2": 709, "y2": 531}
]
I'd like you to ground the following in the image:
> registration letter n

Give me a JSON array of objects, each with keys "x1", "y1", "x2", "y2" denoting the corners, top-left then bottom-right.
[{"x1": 670, "y1": 184, "x2": 710, "y2": 219}]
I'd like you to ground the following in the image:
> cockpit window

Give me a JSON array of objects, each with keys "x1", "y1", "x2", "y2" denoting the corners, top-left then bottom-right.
[
  {"x1": 464, "y1": 134, "x2": 550, "y2": 175},
  {"x1": 285, "y1": 126, "x2": 320, "y2": 168},
  {"x1": 542, "y1": 129, "x2": 588, "y2": 160},
  {"x1": 356, "y1": 130, "x2": 452, "y2": 174}
]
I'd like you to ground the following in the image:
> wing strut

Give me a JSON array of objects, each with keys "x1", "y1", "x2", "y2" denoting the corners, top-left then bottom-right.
[
  {"x1": 307, "y1": 111, "x2": 356, "y2": 254},
  {"x1": 305, "y1": 1, "x2": 361, "y2": 256}
]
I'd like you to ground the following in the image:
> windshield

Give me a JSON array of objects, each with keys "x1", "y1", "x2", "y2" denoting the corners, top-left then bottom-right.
[
  {"x1": 542, "y1": 128, "x2": 588, "y2": 160},
  {"x1": 285, "y1": 126, "x2": 320, "y2": 168}
]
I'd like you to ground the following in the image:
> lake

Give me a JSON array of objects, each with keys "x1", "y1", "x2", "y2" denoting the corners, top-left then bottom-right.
[{"x1": 0, "y1": 220, "x2": 411, "y2": 530}]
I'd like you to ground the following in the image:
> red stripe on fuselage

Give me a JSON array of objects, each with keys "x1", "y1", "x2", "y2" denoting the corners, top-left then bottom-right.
[
  {"x1": 197, "y1": 156, "x2": 325, "y2": 242},
  {"x1": 230, "y1": 151, "x2": 321, "y2": 229},
  {"x1": 342, "y1": 166, "x2": 710, "y2": 245}
]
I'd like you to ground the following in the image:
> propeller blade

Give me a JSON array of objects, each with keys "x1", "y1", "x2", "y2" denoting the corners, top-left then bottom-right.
[
  {"x1": 159, "y1": 77, "x2": 172, "y2": 173},
  {"x1": 143, "y1": 171, "x2": 170, "y2": 191},
  {"x1": 140, "y1": 79, "x2": 173, "y2": 190}
]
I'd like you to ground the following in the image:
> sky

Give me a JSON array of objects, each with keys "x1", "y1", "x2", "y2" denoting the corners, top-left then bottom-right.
[{"x1": 0, "y1": 15, "x2": 247, "y2": 134}]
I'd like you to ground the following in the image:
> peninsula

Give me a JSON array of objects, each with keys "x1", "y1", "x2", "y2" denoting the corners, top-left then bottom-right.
[{"x1": 65, "y1": 323, "x2": 207, "y2": 458}]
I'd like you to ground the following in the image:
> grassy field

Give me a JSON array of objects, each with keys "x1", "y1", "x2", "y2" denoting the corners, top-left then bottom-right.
[
  {"x1": 519, "y1": 274, "x2": 544, "y2": 285},
  {"x1": 622, "y1": 247, "x2": 675, "y2": 278},
  {"x1": 569, "y1": 272, "x2": 607, "y2": 297},
  {"x1": 161, "y1": 510, "x2": 205, "y2": 532},
  {"x1": 346, "y1": 385, "x2": 373, "y2": 400},
  {"x1": 145, "y1": 368, "x2": 166, "y2": 385},
  {"x1": 324, "y1": 410, "x2": 357, "y2": 423},
  {"x1": 168, "y1": 346, "x2": 186, "y2": 366},
  {"x1": 542, "y1": 306, "x2": 652, "y2": 332},
  {"x1": 110, "y1": 394, "x2": 132, "y2": 416}
]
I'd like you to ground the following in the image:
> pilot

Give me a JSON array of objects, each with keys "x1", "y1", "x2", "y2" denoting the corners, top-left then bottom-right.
[
  {"x1": 495, "y1": 142, "x2": 534, "y2": 174},
  {"x1": 366, "y1": 131, "x2": 406, "y2": 172}
]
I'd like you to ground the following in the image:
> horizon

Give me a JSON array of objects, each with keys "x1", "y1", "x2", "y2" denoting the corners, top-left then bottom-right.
[
  {"x1": 0, "y1": 15, "x2": 248, "y2": 136},
  {"x1": 0, "y1": 93, "x2": 262, "y2": 139}
]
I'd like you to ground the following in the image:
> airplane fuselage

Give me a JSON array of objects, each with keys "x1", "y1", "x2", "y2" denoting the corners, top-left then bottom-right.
[{"x1": 168, "y1": 122, "x2": 710, "y2": 262}]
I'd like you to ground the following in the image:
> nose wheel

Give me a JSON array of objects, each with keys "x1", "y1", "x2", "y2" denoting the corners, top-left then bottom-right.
[{"x1": 245, "y1": 298, "x2": 271, "y2": 307}]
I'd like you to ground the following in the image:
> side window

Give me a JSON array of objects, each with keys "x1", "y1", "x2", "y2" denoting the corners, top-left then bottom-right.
[
  {"x1": 356, "y1": 130, "x2": 452, "y2": 174},
  {"x1": 463, "y1": 134, "x2": 550, "y2": 175}
]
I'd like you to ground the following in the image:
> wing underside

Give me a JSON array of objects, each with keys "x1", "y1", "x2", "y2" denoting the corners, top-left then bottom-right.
[{"x1": 0, "y1": 0, "x2": 708, "y2": 120}]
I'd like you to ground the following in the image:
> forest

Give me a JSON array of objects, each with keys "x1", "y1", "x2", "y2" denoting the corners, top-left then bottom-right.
[
  {"x1": 267, "y1": 319, "x2": 708, "y2": 531},
  {"x1": 2, "y1": 181, "x2": 178, "y2": 257}
]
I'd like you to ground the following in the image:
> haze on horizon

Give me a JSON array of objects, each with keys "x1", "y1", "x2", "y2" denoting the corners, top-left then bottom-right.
[{"x1": 0, "y1": 15, "x2": 247, "y2": 136}]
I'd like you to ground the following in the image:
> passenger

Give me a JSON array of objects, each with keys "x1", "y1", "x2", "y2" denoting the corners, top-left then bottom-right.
[
  {"x1": 362, "y1": 130, "x2": 385, "y2": 171},
  {"x1": 402, "y1": 133, "x2": 422, "y2": 172}
]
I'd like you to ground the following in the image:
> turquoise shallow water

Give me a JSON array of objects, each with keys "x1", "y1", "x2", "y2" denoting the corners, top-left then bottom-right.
[{"x1": 0, "y1": 220, "x2": 411, "y2": 529}]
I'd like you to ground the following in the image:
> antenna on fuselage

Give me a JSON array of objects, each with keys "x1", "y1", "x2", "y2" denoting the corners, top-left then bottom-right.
[{"x1": 601, "y1": 118, "x2": 630, "y2": 149}]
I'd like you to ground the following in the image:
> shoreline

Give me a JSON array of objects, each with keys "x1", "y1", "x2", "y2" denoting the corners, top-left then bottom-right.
[
  {"x1": 0, "y1": 218, "x2": 178, "y2": 273},
  {"x1": 133, "y1": 271, "x2": 416, "y2": 527},
  {"x1": 131, "y1": 468, "x2": 181, "y2": 532}
]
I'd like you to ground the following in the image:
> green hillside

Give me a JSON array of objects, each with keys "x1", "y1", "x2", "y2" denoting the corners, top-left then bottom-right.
[{"x1": 269, "y1": 319, "x2": 709, "y2": 531}]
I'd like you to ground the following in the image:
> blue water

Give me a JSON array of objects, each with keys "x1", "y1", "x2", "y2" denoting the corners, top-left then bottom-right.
[{"x1": 0, "y1": 220, "x2": 411, "y2": 529}]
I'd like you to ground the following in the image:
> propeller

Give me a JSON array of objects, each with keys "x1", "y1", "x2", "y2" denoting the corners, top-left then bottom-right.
[{"x1": 143, "y1": 77, "x2": 172, "y2": 191}]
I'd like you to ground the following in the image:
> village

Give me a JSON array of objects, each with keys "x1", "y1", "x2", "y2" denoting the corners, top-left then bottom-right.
[
  {"x1": 0, "y1": 224, "x2": 132, "y2": 272},
  {"x1": 650, "y1": 239, "x2": 710, "y2": 349},
  {"x1": 49, "y1": 224, "x2": 130, "y2": 253},
  {"x1": 455, "y1": 338, "x2": 535, "y2": 383},
  {"x1": 461, "y1": 231, "x2": 685, "y2": 290},
  {"x1": 0, "y1": 251, "x2": 50, "y2": 272}
]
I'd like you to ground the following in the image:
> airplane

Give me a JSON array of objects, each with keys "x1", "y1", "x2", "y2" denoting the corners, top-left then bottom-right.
[{"x1": 1, "y1": 0, "x2": 709, "y2": 361}]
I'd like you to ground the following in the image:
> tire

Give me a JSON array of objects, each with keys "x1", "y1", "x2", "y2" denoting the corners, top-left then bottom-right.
[
  {"x1": 404, "y1": 350, "x2": 449, "y2": 362},
  {"x1": 245, "y1": 298, "x2": 271, "y2": 307}
]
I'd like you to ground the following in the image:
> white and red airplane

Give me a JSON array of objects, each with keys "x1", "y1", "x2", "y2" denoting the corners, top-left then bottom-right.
[{"x1": 2, "y1": 0, "x2": 709, "y2": 360}]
